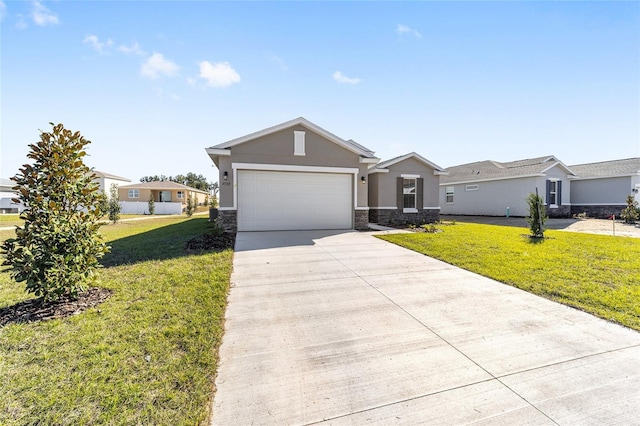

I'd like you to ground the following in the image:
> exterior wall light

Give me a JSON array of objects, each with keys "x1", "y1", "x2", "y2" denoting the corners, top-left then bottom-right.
[
  {"x1": 361, "y1": 176, "x2": 366, "y2": 184},
  {"x1": 223, "y1": 171, "x2": 228, "y2": 181}
]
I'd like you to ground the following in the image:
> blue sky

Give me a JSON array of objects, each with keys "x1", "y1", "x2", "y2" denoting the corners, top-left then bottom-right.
[{"x1": 1, "y1": 1, "x2": 639, "y2": 183}]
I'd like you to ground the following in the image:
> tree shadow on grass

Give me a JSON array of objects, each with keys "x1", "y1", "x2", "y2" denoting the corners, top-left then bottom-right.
[{"x1": 101, "y1": 218, "x2": 234, "y2": 267}]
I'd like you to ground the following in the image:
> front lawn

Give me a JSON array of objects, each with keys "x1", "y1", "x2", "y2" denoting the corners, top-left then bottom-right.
[
  {"x1": 378, "y1": 223, "x2": 640, "y2": 331},
  {"x1": 0, "y1": 216, "x2": 233, "y2": 424}
]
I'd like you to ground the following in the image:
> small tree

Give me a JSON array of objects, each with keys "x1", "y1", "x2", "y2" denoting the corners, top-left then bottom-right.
[
  {"x1": 148, "y1": 194, "x2": 155, "y2": 215},
  {"x1": 204, "y1": 194, "x2": 209, "y2": 208},
  {"x1": 1, "y1": 123, "x2": 109, "y2": 302},
  {"x1": 620, "y1": 195, "x2": 639, "y2": 224},
  {"x1": 526, "y1": 190, "x2": 547, "y2": 238},
  {"x1": 98, "y1": 191, "x2": 109, "y2": 217},
  {"x1": 186, "y1": 193, "x2": 195, "y2": 217},
  {"x1": 108, "y1": 183, "x2": 121, "y2": 224}
]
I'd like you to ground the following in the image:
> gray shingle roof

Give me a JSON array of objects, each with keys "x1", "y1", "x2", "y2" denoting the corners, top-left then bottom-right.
[
  {"x1": 441, "y1": 155, "x2": 572, "y2": 184},
  {"x1": 569, "y1": 158, "x2": 640, "y2": 178}
]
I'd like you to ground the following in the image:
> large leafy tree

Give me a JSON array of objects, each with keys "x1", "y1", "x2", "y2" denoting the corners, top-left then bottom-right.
[{"x1": 1, "y1": 123, "x2": 109, "y2": 302}]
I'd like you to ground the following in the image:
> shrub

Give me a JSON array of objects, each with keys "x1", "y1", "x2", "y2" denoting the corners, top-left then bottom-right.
[
  {"x1": 620, "y1": 195, "x2": 639, "y2": 224},
  {"x1": 148, "y1": 194, "x2": 155, "y2": 215},
  {"x1": 108, "y1": 183, "x2": 121, "y2": 224},
  {"x1": 186, "y1": 193, "x2": 195, "y2": 217},
  {"x1": 1, "y1": 123, "x2": 109, "y2": 302},
  {"x1": 526, "y1": 191, "x2": 547, "y2": 238}
]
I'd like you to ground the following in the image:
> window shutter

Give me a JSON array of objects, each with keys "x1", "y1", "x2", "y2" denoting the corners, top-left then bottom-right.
[
  {"x1": 417, "y1": 178, "x2": 424, "y2": 210},
  {"x1": 557, "y1": 181, "x2": 562, "y2": 206},
  {"x1": 545, "y1": 180, "x2": 551, "y2": 206},
  {"x1": 397, "y1": 177, "x2": 403, "y2": 210}
]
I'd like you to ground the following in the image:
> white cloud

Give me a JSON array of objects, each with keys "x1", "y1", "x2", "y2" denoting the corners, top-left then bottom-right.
[
  {"x1": 31, "y1": 1, "x2": 58, "y2": 26},
  {"x1": 83, "y1": 35, "x2": 113, "y2": 53},
  {"x1": 141, "y1": 53, "x2": 179, "y2": 79},
  {"x1": 333, "y1": 71, "x2": 361, "y2": 84},
  {"x1": 396, "y1": 24, "x2": 421, "y2": 39},
  {"x1": 118, "y1": 42, "x2": 146, "y2": 56},
  {"x1": 198, "y1": 61, "x2": 240, "y2": 88}
]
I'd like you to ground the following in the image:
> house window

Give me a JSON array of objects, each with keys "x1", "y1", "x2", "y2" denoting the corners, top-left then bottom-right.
[
  {"x1": 465, "y1": 184, "x2": 479, "y2": 191},
  {"x1": 548, "y1": 181, "x2": 557, "y2": 206},
  {"x1": 128, "y1": 189, "x2": 139, "y2": 199},
  {"x1": 403, "y1": 178, "x2": 416, "y2": 210},
  {"x1": 294, "y1": 131, "x2": 305, "y2": 156},
  {"x1": 445, "y1": 186, "x2": 454, "y2": 203},
  {"x1": 177, "y1": 191, "x2": 184, "y2": 200}
]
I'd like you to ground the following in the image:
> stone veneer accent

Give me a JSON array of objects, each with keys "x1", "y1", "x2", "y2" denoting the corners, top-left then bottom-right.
[
  {"x1": 354, "y1": 210, "x2": 369, "y2": 230},
  {"x1": 217, "y1": 210, "x2": 237, "y2": 233},
  {"x1": 571, "y1": 205, "x2": 624, "y2": 219},
  {"x1": 546, "y1": 205, "x2": 571, "y2": 218},
  {"x1": 369, "y1": 208, "x2": 440, "y2": 227}
]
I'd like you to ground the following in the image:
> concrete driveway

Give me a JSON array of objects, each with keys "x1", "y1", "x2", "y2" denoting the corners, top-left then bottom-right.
[{"x1": 211, "y1": 231, "x2": 640, "y2": 425}]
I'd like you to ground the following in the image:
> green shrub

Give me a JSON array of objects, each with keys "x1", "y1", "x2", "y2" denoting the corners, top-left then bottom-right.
[
  {"x1": 108, "y1": 183, "x2": 121, "y2": 224},
  {"x1": 526, "y1": 191, "x2": 547, "y2": 238},
  {"x1": 186, "y1": 193, "x2": 195, "y2": 217},
  {"x1": 148, "y1": 194, "x2": 155, "y2": 215},
  {"x1": 620, "y1": 195, "x2": 639, "y2": 224},
  {"x1": 1, "y1": 123, "x2": 109, "y2": 302}
]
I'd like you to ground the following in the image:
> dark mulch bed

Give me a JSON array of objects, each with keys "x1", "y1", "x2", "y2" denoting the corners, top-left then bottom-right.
[
  {"x1": 184, "y1": 232, "x2": 236, "y2": 251},
  {"x1": 0, "y1": 287, "x2": 112, "y2": 327}
]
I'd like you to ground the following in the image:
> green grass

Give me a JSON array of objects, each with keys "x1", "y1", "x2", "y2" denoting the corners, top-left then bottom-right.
[
  {"x1": 0, "y1": 216, "x2": 233, "y2": 425},
  {"x1": 378, "y1": 223, "x2": 640, "y2": 331}
]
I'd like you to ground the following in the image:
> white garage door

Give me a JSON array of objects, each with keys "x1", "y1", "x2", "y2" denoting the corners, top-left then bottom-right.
[{"x1": 237, "y1": 170, "x2": 353, "y2": 231}]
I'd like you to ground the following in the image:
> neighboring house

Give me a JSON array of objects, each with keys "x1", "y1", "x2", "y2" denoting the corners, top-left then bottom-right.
[
  {"x1": 439, "y1": 156, "x2": 575, "y2": 217},
  {"x1": 92, "y1": 171, "x2": 131, "y2": 197},
  {"x1": 118, "y1": 181, "x2": 208, "y2": 215},
  {"x1": 205, "y1": 117, "x2": 379, "y2": 232},
  {"x1": 0, "y1": 178, "x2": 25, "y2": 214},
  {"x1": 569, "y1": 158, "x2": 640, "y2": 218},
  {"x1": 368, "y1": 152, "x2": 447, "y2": 226}
]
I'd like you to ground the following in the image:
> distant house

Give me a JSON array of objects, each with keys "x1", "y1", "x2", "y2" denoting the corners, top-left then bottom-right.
[
  {"x1": 368, "y1": 152, "x2": 447, "y2": 226},
  {"x1": 439, "y1": 156, "x2": 575, "y2": 217},
  {"x1": 118, "y1": 181, "x2": 208, "y2": 215},
  {"x1": 92, "y1": 171, "x2": 131, "y2": 197},
  {"x1": 569, "y1": 158, "x2": 640, "y2": 218},
  {"x1": 0, "y1": 178, "x2": 25, "y2": 214}
]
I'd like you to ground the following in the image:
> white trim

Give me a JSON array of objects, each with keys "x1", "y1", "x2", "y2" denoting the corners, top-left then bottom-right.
[
  {"x1": 440, "y1": 174, "x2": 545, "y2": 186},
  {"x1": 549, "y1": 204, "x2": 558, "y2": 209},
  {"x1": 355, "y1": 207, "x2": 370, "y2": 210},
  {"x1": 434, "y1": 170, "x2": 449, "y2": 176},
  {"x1": 540, "y1": 161, "x2": 576, "y2": 176},
  {"x1": 232, "y1": 163, "x2": 359, "y2": 174},
  {"x1": 401, "y1": 173, "x2": 420, "y2": 179},
  {"x1": 367, "y1": 168, "x2": 389, "y2": 174},
  {"x1": 423, "y1": 206, "x2": 441, "y2": 210},
  {"x1": 548, "y1": 178, "x2": 559, "y2": 182},
  {"x1": 205, "y1": 148, "x2": 231, "y2": 156},
  {"x1": 465, "y1": 184, "x2": 479, "y2": 191},
  {"x1": 294, "y1": 131, "x2": 305, "y2": 156},
  {"x1": 374, "y1": 152, "x2": 446, "y2": 173},
  {"x1": 218, "y1": 207, "x2": 237, "y2": 211},
  {"x1": 370, "y1": 207, "x2": 398, "y2": 210},
  {"x1": 233, "y1": 168, "x2": 238, "y2": 210},
  {"x1": 570, "y1": 173, "x2": 640, "y2": 180},
  {"x1": 359, "y1": 157, "x2": 379, "y2": 164},
  {"x1": 403, "y1": 208, "x2": 418, "y2": 213}
]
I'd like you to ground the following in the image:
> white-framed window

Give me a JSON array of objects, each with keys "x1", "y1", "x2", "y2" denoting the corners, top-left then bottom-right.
[
  {"x1": 128, "y1": 189, "x2": 139, "y2": 199},
  {"x1": 177, "y1": 191, "x2": 184, "y2": 199},
  {"x1": 548, "y1": 181, "x2": 557, "y2": 206},
  {"x1": 294, "y1": 131, "x2": 305, "y2": 156},
  {"x1": 465, "y1": 184, "x2": 479, "y2": 191},
  {"x1": 403, "y1": 178, "x2": 416, "y2": 210},
  {"x1": 445, "y1": 186, "x2": 454, "y2": 203}
]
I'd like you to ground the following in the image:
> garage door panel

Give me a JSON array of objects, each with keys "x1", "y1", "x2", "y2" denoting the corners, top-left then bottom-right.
[{"x1": 238, "y1": 170, "x2": 352, "y2": 231}]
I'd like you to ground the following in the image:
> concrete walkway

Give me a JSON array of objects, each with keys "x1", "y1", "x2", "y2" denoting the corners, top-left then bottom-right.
[{"x1": 211, "y1": 231, "x2": 640, "y2": 425}]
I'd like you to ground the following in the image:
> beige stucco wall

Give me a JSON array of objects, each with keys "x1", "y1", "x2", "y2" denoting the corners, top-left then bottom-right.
[
  {"x1": 217, "y1": 125, "x2": 369, "y2": 209},
  {"x1": 119, "y1": 188, "x2": 206, "y2": 205},
  {"x1": 370, "y1": 157, "x2": 441, "y2": 208}
]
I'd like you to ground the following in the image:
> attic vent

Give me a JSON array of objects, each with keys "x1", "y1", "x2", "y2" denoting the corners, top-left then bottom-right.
[{"x1": 294, "y1": 131, "x2": 305, "y2": 156}]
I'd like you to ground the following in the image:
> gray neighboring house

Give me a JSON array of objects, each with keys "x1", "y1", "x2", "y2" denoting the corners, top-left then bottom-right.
[
  {"x1": 569, "y1": 157, "x2": 640, "y2": 218},
  {"x1": 206, "y1": 117, "x2": 379, "y2": 232},
  {"x1": 439, "y1": 156, "x2": 575, "y2": 217},
  {"x1": 0, "y1": 178, "x2": 25, "y2": 213},
  {"x1": 368, "y1": 152, "x2": 447, "y2": 226}
]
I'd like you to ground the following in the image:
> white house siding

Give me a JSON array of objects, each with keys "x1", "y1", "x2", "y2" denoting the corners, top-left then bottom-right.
[{"x1": 120, "y1": 201, "x2": 182, "y2": 215}]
